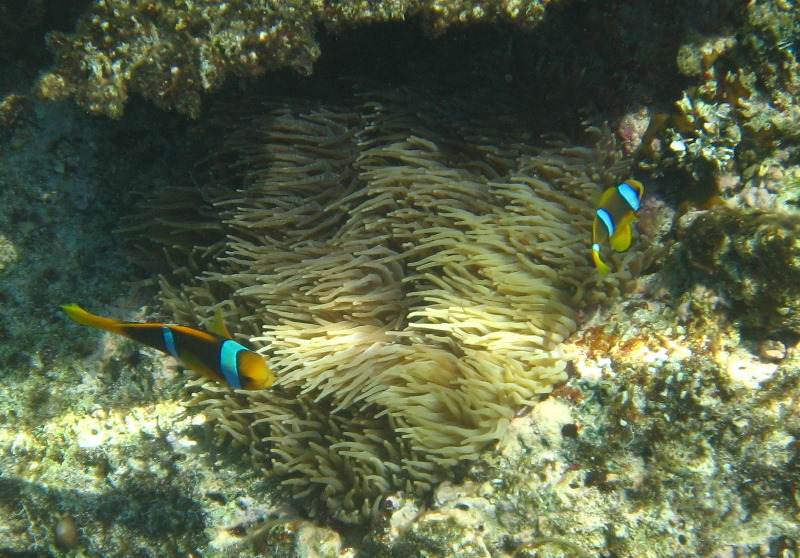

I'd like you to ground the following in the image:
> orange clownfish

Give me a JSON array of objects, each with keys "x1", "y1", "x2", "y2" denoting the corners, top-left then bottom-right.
[
  {"x1": 62, "y1": 304, "x2": 274, "y2": 390},
  {"x1": 592, "y1": 180, "x2": 644, "y2": 275}
]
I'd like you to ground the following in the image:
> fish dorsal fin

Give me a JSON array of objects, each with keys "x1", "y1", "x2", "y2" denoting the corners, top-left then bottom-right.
[
  {"x1": 598, "y1": 186, "x2": 618, "y2": 209},
  {"x1": 627, "y1": 179, "x2": 645, "y2": 200},
  {"x1": 210, "y1": 308, "x2": 233, "y2": 339}
]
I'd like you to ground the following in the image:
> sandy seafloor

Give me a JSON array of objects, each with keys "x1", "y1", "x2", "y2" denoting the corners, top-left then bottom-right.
[{"x1": 1, "y1": 4, "x2": 800, "y2": 558}]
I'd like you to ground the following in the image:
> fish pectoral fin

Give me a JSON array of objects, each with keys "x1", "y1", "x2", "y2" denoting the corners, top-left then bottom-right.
[
  {"x1": 616, "y1": 213, "x2": 638, "y2": 228},
  {"x1": 179, "y1": 351, "x2": 224, "y2": 384},
  {"x1": 610, "y1": 224, "x2": 632, "y2": 252},
  {"x1": 598, "y1": 187, "x2": 617, "y2": 208},
  {"x1": 592, "y1": 244, "x2": 611, "y2": 275}
]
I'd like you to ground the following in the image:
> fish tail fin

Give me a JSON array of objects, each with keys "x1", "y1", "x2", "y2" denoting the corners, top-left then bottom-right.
[
  {"x1": 591, "y1": 244, "x2": 611, "y2": 275},
  {"x1": 62, "y1": 304, "x2": 127, "y2": 336}
]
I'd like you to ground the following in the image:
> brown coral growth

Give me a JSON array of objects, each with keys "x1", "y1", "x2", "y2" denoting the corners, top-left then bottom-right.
[
  {"x1": 35, "y1": 0, "x2": 564, "y2": 118},
  {"x1": 146, "y1": 89, "x2": 650, "y2": 522}
]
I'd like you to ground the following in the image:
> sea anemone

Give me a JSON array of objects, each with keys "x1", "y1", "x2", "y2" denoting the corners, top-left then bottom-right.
[{"x1": 141, "y1": 87, "x2": 650, "y2": 522}]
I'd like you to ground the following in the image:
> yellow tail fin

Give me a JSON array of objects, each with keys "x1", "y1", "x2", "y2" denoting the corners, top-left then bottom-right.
[
  {"x1": 62, "y1": 304, "x2": 126, "y2": 336},
  {"x1": 591, "y1": 244, "x2": 611, "y2": 276}
]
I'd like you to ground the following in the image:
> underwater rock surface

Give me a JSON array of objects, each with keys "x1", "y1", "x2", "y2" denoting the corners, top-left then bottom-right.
[
  {"x1": 35, "y1": 0, "x2": 561, "y2": 118},
  {"x1": 677, "y1": 205, "x2": 800, "y2": 335}
]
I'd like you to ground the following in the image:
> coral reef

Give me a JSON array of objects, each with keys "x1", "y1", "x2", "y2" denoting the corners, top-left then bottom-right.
[
  {"x1": 644, "y1": 0, "x2": 800, "y2": 204},
  {"x1": 36, "y1": 0, "x2": 564, "y2": 119},
  {"x1": 674, "y1": 204, "x2": 800, "y2": 336},
  {"x1": 4, "y1": 0, "x2": 800, "y2": 554},
  {"x1": 139, "y1": 87, "x2": 653, "y2": 523},
  {"x1": 632, "y1": 0, "x2": 800, "y2": 346}
]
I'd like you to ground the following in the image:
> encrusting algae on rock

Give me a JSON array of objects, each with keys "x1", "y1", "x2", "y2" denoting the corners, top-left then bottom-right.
[
  {"x1": 676, "y1": 204, "x2": 800, "y2": 336},
  {"x1": 130, "y1": 87, "x2": 657, "y2": 523}
]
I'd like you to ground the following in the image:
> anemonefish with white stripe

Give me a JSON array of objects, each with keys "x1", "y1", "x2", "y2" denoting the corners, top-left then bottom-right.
[
  {"x1": 62, "y1": 304, "x2": 274, "y2": 390},
  {"x1": 592, "y1": 180, "x2": 644, "y2": 275}
]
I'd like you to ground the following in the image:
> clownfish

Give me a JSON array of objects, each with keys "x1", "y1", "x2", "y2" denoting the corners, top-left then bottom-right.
[
  {"x1": 592, "y1": 180, "x2": 644, "y2": 275},
  {"x1": 62, "y1": 304, "x2": 274, "y2": 390}
]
